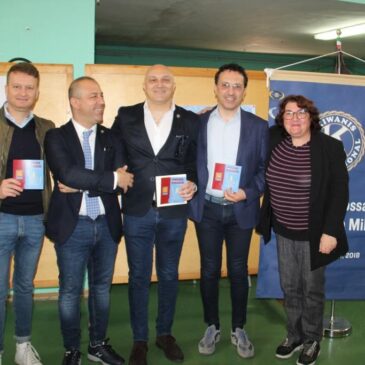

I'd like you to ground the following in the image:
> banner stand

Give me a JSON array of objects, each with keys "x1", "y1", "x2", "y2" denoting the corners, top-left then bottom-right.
[
  {"x1": 323, "y1": 300, "x2": 352, "y2": 338},
  {"x1": 262, "y1": 39, "x2": 365, "y2": 339}
]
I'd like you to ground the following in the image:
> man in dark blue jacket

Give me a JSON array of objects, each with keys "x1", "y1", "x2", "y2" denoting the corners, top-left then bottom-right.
[{"x1": 189, "y1": 63, "x2": 268, "y2": 359}]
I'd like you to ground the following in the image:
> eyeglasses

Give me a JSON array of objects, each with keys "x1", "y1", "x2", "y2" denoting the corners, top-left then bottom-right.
[
  {"x1": 218, "y1": 82, "x2": 244, "y2": 91},
  {"x1": 283, "y1": 109, "x2": 308, "y2": 120}
]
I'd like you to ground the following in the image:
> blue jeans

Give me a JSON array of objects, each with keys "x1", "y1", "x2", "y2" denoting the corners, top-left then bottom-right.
[
  {"x1": 194, "y1": 201, "x2": 252, "y2": 330},
  {"x1": 55, "y1": 216, "x2": 118, "y2": 350},
  {"x1": 124, "y1": 208, "x2": 187, "y2": 341},
  {"x1": 0, "y1": 212, "x2": 45, "y2": 352}
]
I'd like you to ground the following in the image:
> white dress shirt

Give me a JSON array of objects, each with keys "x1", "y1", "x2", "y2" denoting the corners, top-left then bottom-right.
[{"x1": 143, "y1": 101, "x2": 175, "y2": 155}]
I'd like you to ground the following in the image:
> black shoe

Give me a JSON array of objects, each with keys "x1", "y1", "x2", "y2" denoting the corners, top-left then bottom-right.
[
  {"x1": 62, "y1": 350, "x2": 81, "y2": 365},
  {"x1": 88, "y1": 339, "x2": 125, "y2": 365},
  {"x1": 129, "y1": 342, "x2": 148, "y2": 365},
  {"x1": 156, "y1": 335, "x2": 184, "y2": 363},
  {"x1": 275, "y1": 338, "x2": 303, "y2": 359},
  {"x1": 297, "y1": 341, "x2": 320, "y2": 365}
]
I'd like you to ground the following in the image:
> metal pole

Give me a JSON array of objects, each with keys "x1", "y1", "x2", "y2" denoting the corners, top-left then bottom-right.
[
  {"x1": 323, "y1": 300, "x2": 352, "y2": 338},
  {"x1": 322, "y1": 32, "x2": 352, "y2": 339}
]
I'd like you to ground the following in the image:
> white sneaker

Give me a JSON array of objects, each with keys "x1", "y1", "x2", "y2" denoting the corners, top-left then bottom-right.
[
  {"x1": 15, "y1": 342, "x2": 42, "y2": 365},
  {"x1": 231, "y1": 328, "x2": 255, "y2": 358},
  {"x1": 198, "y1": 325, "x2": 221, "y2": 355}
]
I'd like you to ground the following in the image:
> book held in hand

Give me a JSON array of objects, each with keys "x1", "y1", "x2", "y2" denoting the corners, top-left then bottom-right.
[
  {"x1": 13, "y1": 159, "x2": 44, "y2": 190},
  {"x1": 212, "y1": 163, "x2": 242, "y2": 193},
  {"x1": 155, "y1": 174, "x2": 187, "y2": 207}
]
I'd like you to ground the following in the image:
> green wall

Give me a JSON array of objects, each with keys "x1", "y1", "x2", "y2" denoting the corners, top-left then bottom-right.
[
  {"x1": 95, "y1": 44, "x2": 365, "y2": 75},
  {"x1": 0, "y1": 0, "x2": 95, "y2": 77},
  {"x1": 0, "y1": 0, "x2": 363, "y2": 77}
]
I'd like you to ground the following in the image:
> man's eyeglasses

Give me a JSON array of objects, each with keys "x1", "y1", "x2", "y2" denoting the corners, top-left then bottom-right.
[
  {"x1": 283, "y1": 109, "x2": 308, "y2": 120},
  {"x1": 219, "y1": 82, "x2": 244, "y2": 91}
]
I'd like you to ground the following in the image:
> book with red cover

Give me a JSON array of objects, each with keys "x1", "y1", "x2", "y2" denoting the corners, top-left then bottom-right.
[
  {"x1": 156, "y1": 174, "x2": 187, "y2": 207},
  {"x1": 13, "y1": 159, "x2": 44, "y2": 190},
  {"x1": 212, "y1": 163, "x2": 242, "y2": 193}
]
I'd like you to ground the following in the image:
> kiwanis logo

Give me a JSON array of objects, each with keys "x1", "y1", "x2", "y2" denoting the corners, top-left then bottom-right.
[{"x1": 320, "y1": 111, "x2": 365, "y2": 171}]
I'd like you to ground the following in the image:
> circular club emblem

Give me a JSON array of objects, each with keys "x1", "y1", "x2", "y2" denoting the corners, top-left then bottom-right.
[
  {"x1": 270, "y1": 90, "x2": 285, "y2": 100},
  {"x1": 320, "y1": 111, "x2": 365, "y2": 171}
]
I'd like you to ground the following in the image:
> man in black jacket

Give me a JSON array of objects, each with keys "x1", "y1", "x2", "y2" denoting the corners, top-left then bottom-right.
[
  {"x1": 112, "y1": 65, "x2": 198, "y2": 365},
  {"x1": 45, "y1": 76, "x2": 133, "y2": 365}
]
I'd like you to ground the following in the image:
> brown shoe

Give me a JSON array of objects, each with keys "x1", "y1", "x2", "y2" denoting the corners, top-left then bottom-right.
[
  {"x1": 156, "y1": 335, "x2": 184, "y2": 362},
  {"x1": 129, "y1": 341, "x2": 148, "y2": 365}
]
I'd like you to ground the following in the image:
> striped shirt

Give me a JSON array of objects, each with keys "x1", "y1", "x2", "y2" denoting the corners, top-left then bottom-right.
[{"x1": 266, "y1": 136, "x2": 311, "y2": 231}]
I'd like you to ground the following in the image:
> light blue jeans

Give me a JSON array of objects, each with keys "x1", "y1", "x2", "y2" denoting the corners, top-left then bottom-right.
[{"x1": 0, "y1": 212, "x2": 45, "y2": 353}]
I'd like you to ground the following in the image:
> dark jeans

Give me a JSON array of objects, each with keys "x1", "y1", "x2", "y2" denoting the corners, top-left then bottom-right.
[
  {"x1": 124, "y1": 208, "x2": 187, "y2": 341},
  {"x1": 276, "y1": 234, "x2": 325, "y2": 343},
  {"x1": 195, "y1": 200, "x2": 252, "y2": 330},
  {"x1": 0, "y1": 213, "x2": 44, "y2": 352},
  {"x1": 55, "y1": 216, "x2": 118, "y2": 350}
]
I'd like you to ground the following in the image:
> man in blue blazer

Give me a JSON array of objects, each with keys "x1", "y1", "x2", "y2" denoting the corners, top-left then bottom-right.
[
  {"x1": 45, "y1": 77, "x2": 133, "y2": 365},
  {"x1": 189, "y1": 64, "x2": 269, "y2": 359}
]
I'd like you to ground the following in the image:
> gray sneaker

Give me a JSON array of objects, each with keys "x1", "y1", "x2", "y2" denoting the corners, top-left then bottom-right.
[
  {"x1": 231, "y1": 328, "x2": 255, "y2": 358},
  {"x1": 198, "y1": 325, "x2": 221, "y2": 355}
]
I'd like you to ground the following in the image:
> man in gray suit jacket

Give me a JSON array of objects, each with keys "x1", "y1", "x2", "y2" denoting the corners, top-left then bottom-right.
[{"x1": 189, "y1": 63, "x2": 268, "y2": 359}]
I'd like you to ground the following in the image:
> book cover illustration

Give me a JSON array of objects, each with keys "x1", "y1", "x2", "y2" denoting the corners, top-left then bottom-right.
[
  {"x1": 156, "y1": 174, "x2": 187, "y2": 207},
  {"x1": 212, "y1": 163, "x2": 242, "y2": 193},
  {"x1": 13, "y1": 159, "x2": 44, "y2": 190}
]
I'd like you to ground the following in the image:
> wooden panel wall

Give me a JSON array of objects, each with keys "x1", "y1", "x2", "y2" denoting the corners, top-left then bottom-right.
[
  {"x1": 1, "y1": 63, "x2": 269, "y2": 287},
  {"x1": 85, "y1": 64, "x2": 269, "y2": 283}
]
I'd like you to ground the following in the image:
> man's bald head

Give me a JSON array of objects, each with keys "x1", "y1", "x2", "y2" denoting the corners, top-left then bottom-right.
[{"x1": 143, "y1": 64, "x2": 176, "y2": 106}]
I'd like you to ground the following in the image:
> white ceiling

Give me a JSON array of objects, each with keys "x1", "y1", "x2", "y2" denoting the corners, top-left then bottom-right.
[{"x1": 95, "y1": 0, "x2": 365, "y2": 58}]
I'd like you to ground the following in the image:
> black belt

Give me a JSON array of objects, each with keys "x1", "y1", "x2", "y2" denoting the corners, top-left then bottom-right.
[
  {"x1": 205, "y1": 193, "x2": 234, "y2": 205},
  {"x1": 79, "y1": 214, "x2": 106, "y2": 220}
]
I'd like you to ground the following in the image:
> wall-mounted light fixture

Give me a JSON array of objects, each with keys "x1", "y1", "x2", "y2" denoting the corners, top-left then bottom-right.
[{"x1": 314, "y1": 23, "x2": 365, "y2": 40}]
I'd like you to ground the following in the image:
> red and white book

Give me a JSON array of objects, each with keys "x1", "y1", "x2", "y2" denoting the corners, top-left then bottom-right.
[
  {"x1": 212, "y1": 163, "x2": 242, "y2": 193},
  {"x1": 13, "y1": 159, "x2": 44, "y2": 190},
  {"x1": 155, "y1": 174, "x2": 187, "y2": 207}
]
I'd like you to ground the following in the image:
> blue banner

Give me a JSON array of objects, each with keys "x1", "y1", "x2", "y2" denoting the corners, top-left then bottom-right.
[{"x1": 257, "y1": 73, "x2": 365, "y2": 299}]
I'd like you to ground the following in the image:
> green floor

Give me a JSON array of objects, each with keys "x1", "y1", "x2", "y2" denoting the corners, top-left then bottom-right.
[{"x1": 2, "y1": 277, "x2": 364, "y2": 364}]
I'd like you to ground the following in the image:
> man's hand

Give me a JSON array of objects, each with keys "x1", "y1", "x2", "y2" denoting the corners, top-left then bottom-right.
[
  {"x1": 117, "y1": 165, "x2": 134, "y2": 193},
  {"x1": 224, "y1": 188, "x2": 246, "y2": 202},
  {"x1": 0, "y1": 178, "x2": 23, "y2": 199},
  {"x1": 178, "y1": 181, "x2": 197, "y2": 201},
  {"x1": 58, "y1": 182, "x2": 79, "y2": 193},
  {"x1": 319, "y1": 233, "x2": 337, "y2": 254}
]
